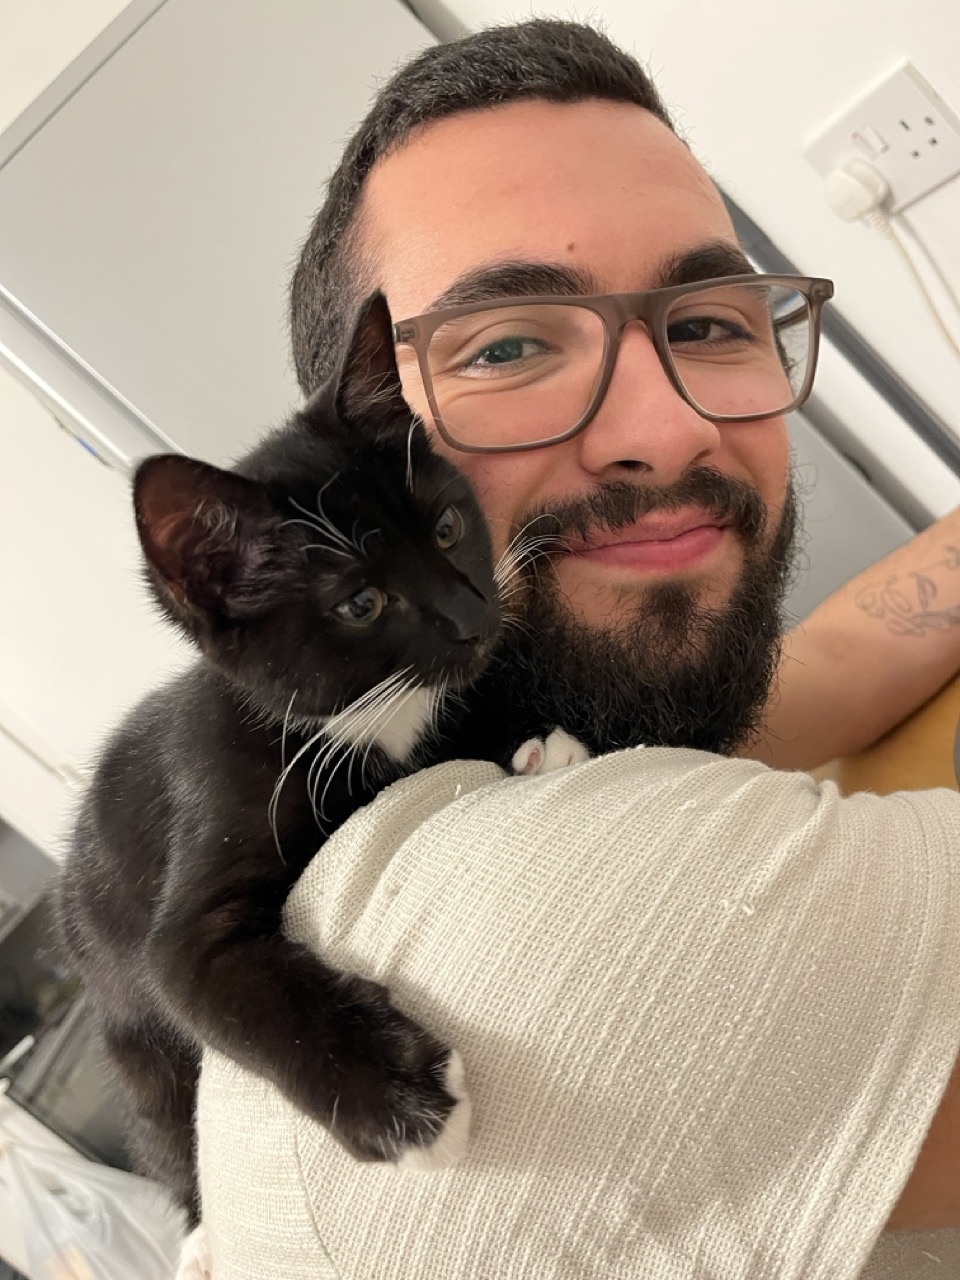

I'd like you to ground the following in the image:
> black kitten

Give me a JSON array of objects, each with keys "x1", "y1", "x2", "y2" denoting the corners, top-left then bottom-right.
[{"x1": 56, "y1": 295, "x2": 506, "y2": 1223}]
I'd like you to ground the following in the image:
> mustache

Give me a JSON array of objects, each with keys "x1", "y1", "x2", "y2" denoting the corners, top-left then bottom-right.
[{"x1": 512, "y1": 466, "x2": 768, "y2": 552}]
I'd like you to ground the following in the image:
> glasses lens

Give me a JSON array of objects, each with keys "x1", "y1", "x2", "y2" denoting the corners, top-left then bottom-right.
[
  {"x1": 424, "y1": 303, "x2": 606, "y2": 448},
  {"x1": 664, "y1": 281, "x2": 812, "y2": 420}
]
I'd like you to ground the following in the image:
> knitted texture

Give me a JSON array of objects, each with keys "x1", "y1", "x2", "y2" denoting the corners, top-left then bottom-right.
[{"x1": 196, "y1": 748, "x2": 960, "y2": 1278}]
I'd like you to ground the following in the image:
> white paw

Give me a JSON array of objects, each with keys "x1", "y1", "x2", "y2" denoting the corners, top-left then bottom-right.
[
  {"x1": 397, "y1": 1050, "x2": 471, "y2": 1171},
  {"x1": 176, "y1": 1224, "x2": 213, "y2": 1280},
  {"x1": 512, "y1": 727, "x2": 590, "y2": 776},
  {"x1": 512, "y1": 737, "x2": 546, "y2": 774}
]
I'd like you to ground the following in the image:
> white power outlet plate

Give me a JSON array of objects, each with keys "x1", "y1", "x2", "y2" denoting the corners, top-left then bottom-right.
[{"x1": 805, "y1": 61, "x2": 960, "y2": 214}]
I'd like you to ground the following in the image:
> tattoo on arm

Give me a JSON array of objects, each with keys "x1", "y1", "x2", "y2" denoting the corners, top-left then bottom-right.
[{"x1": 855, "y1": 545, "x2": 960, "y2": 636}]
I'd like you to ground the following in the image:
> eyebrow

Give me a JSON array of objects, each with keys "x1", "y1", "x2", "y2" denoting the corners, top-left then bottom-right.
[
  {"x1": 653, "y1": 239, "x2": 755, "y2": 287},
  {"x1": 425, "y1": 261, "x2": 600, "y2": 311},
  {"x1": 422, "y1": 239, "x2": 756, "y2": 313}
]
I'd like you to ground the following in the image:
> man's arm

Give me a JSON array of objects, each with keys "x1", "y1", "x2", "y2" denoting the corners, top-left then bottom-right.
[{"x1": 744, "y1": 507, "x2": 960, "y2": 772}]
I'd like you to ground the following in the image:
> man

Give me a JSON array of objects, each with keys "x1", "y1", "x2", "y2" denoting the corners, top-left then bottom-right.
[
  {"x1": 290, "y1": 19, "x2": 960, "y2": 776},
  {"x1": 193, "y1": 19, "x2": 960, "y2": 1275}
]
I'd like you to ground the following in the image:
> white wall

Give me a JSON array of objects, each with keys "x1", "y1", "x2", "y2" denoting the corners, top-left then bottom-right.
[
  {"x1": 0, "y1": 0, "x2": 133, "y2": 127},
  {"x1": 425, "y1": 0, "x2": 960, "y2": 445},
  {"x1": 0, "y1": 374, "x2": 190, "y2": 854},
  {"x1": 0, "y1": 1, "x2": 186, "y2": 854}
]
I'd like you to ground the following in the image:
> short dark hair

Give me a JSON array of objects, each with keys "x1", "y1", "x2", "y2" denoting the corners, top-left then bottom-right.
[{"x1": 288, "y1": 19, "x2": 676, "y2": 394}]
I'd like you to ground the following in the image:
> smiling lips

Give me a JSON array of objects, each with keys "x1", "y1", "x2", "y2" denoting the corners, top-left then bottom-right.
[{"x1": 566, "y1": 510, "x2": 731, "y2": 572}]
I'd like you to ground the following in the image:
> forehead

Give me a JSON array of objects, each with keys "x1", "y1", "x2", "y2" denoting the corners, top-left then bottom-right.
[{"x1": 361, "y1": 98, "x2": 740, "y2": 319}]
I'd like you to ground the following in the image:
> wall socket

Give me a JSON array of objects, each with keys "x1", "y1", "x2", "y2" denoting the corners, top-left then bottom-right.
[{"x1": 805, "y1": 61, "x2": 960, "y2": 214}]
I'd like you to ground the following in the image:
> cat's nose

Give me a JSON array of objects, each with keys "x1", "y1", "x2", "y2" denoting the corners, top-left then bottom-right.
[
  {"x1": 448, "y1": 618, "x2": 484, "y2": 644},
  {"x1": 436, "y1": 584, "x2": 494, "y2": 645},
  {"x1": 441, "y1": 610, "x2": 486, "y2": 645}
]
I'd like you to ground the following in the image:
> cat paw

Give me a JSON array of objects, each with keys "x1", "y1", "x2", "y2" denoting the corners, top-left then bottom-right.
[
  {"x1": 323, "y1": 975, "x2": 471, "y2": 1170},
  {"x1": 396, "y1": 1049, "x2": 471, "y2": 1171},
  {"x1": 512, "y1": 727, "x2": 591, "y2": 775},
  {"x1": 175, "y1": 1224, "x2": 213, "y2": 1280}
]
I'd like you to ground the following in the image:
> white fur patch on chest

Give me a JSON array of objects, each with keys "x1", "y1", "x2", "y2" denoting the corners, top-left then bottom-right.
[{"x1": 325, "y1": 685, "x2": 438, "y2": 764}]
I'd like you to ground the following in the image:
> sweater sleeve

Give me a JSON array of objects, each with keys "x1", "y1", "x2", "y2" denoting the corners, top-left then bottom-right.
[{"x1": 196, "y1": 747, "x2": 960, "y2": 1280}]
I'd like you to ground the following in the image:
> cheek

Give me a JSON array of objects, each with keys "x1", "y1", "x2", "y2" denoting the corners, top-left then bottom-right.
[{"x1": 726, "y1": 421, "x2": 791, "y2": 516}]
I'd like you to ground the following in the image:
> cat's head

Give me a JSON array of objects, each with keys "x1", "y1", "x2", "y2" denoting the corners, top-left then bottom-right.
[{"x1": 133, "y1": 293, "x2": 501, "y2": 730}]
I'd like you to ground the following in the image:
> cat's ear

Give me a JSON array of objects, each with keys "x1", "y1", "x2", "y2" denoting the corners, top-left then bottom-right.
[
  {"x1": 134, "y1": 455, "x2": 288, "y2": 618},
  {"x1": 303, "y1": 292, "x2": 410, "y2": 429}
]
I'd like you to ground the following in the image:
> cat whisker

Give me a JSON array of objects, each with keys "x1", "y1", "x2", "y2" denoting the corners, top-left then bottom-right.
[
  {"x1": 499, "y1": 612, "x2": 536, "y2": 640},
  {"x1": 350, "y1": 677, "x2": 422, "y2": 773},
  {"x1": 311, "y1": 671, "x2": 421, "y2": 819},
  {"x1": 358, "y1": 527, "x2": 381, "y2": 556},
  {"x1": 358, "y1": 734, "x2": 380, "y2": 791},
  {"x1": 281, "y1": 691, "x2": 298, "y2": 773},
  {"x1": 321, "y1": 668, "x2": 415, "y2": 738},
  {"x1": 272, "y1": 670, "x2": 415, "y2": 843},
  {"x1": 267, "y1": 721, "x2": 331, "y2": 861},
  {"x1": 361, "y1": 370, "x2": 404, "y2": 413},
  {"x1": 405, "y1": 420, "x2": 416, "y2": 493},
  {"x1": 311, "y1": 739, "x2": 353, "y2": 823},
  {"x1": 496, "y1": 516, "x2": 562, "y2": 565},
  {"x1": 282, "y1": 512, "x2": 355, "y2": 559},
  {"x1": 499, "y1": 531, "x2": 569, "y2": 570},
  {"x1": 318, "y1": 688, "x2": 418, "y2": 819},
  {"x1": 353, "y1": 676, "x2": 420, "y2": 789},
  {"x1": 301, "y1": 541, "x2": 354, "y2": 560},
  {"x1": 288, "y1": 489, "x2": 356, "y2": 559},
  {"x1": 314, "y1": 475, "x2": 362, "y2": 555},
  {"x1": 283, "y1": 503, "x2": 347, "y2": 549},
  {"x1": 514, "y1": 533, "x2": 570, "y2": 557},
  {"x1": 496, "y1": 573, "x2": 541, "y2": 601},
  {"x1": 431, "y1": 676, "x2": 448, "y2": 737},
  {"x1": 280, "y1": 514, "x2": 327, "y2": 535},
  {"x1": 441, "y1": 682, "x2": 467, "y2": 717},
  {"x1": 494, "y1": 533, "x2": 567, "y2": 589},
  {"x1": 234, "y1": 689, "x2": 273, "y2": 731}
]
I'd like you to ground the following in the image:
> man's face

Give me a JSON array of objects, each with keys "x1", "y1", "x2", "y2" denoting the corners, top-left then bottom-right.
[{"x1": 359, "y1": 98, "x2": 796, "y2": 753}]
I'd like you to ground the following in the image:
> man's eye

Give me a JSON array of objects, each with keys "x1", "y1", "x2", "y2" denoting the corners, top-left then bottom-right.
[
  {"x1": 434, "y1": 506, "x2": 463, "y2": 550},
  {"x1": 667, "y1": 316, "x2": 754, "y2": 347},
  {"x1": 332, "y1": 586, "x2": 386, "y2": 626},
  {"x1": 464, "y1": 336, "x2": 550, "y2": 371}
]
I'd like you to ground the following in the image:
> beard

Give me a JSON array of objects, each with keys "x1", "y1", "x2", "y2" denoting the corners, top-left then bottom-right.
[{"x1": 483, "y1": 466, "x2": 799, "y2": 759}]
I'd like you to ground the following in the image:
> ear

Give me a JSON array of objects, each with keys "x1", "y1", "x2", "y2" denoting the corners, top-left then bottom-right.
[
  {"x1": 134, "y1": 455, "x2": 286, "y2": 618},
  {"x1": 303, "y1": 291, "x2": 411, "y2": 429}
]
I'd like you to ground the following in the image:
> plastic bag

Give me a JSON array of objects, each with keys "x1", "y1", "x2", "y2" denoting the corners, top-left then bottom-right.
[{"x1": 2, "y1": 1141, "x2": 186, "y2": 1280}]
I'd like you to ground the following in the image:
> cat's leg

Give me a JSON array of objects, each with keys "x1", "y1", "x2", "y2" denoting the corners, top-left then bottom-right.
[
  {"x1": 99, "y1": 1006, "x2": 201, "y2": 1224},
  {"x1": 150, "y1": 895, "x2": 471, "y2": 1171},
  {"x1": 512, "y1": 727, "x2": 591, "y2": 775}
]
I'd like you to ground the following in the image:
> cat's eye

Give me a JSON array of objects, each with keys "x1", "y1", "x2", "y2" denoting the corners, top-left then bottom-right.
[
  {"x1": 332, "y1": 586, "x2": 386, "y2": 626},
  {"x1": 434, "y1": 506, "x2": 463, "y2": 550}
]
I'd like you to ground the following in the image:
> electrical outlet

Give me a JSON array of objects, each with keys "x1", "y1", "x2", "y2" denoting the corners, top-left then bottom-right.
[{"x1": 805, "y1": 61, "x2": 960, "y2": 214}]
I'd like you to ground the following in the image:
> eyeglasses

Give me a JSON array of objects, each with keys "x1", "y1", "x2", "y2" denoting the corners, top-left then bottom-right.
[{"x1": 393, "y1": 274, "x2": 834, "y2": 454}]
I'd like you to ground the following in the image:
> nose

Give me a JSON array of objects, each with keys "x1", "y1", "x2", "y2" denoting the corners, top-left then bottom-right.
[
  {"x1": 433, "y1": 580, "x2": 495, "y2": 645},
  {"x1": 573, "y1": 321, "x2": 723, "y2": 483}
]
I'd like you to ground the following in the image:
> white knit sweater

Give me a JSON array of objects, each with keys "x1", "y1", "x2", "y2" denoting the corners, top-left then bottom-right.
[{"x1": 196, "y1": 747, "x2": 960, "y2": 1278}]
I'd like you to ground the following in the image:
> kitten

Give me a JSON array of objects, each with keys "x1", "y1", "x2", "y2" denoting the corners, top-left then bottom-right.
[{"x1": 57, "y1": 293, "x2": 562, "y2": 1224}]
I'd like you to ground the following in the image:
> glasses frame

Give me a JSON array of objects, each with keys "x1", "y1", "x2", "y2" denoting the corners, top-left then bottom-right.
[{"x1": 393, "y1": 273, "x2": 835, "y2": 454}]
